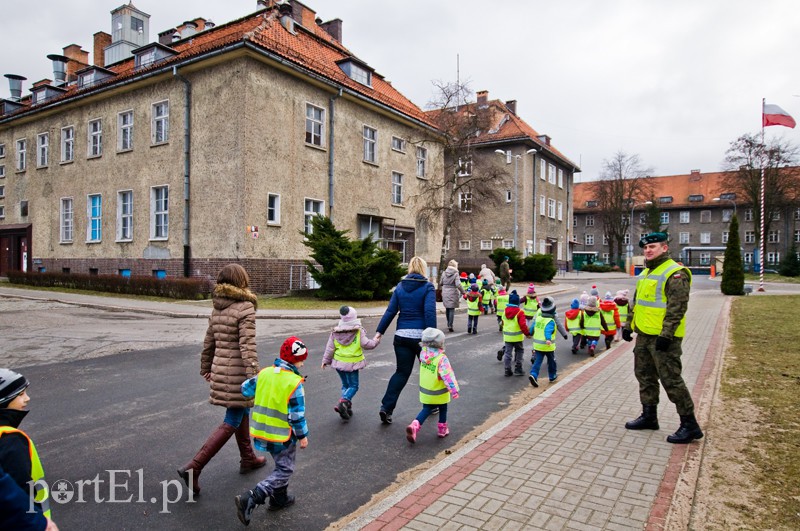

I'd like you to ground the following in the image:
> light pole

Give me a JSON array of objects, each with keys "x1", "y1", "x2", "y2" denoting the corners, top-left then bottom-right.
[
  {"x1": 712, "y1": 197, "x2": 737, "y2": 217},
  {"x1": 495, "y1": 148, "x2": 537, "y2": 252},
  {"x1": 627, "y1": 200, "x2": 652, "y2": 275}
]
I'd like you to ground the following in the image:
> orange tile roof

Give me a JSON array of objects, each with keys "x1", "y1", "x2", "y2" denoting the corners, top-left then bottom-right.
[
  {"x1": 1, "y1": 6, "x2": 437, "y2": 130},
  {"x1": 426, "y1": 99, "x2": 580, "y2": 171}
]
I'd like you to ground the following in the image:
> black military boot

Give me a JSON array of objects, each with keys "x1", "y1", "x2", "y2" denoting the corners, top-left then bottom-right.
[
  {"x1": 666, "y1": 414, "x2": 704, "y2": 444},
  {"x1": 625, "y1": 405, "x2": 659, "y2": 430},
  {"x1": 235, "y1": 487, "x2": 266, "y2": 526},
  {"x1": 268, "y1": 485, "x2": 296, "y2": 511}
]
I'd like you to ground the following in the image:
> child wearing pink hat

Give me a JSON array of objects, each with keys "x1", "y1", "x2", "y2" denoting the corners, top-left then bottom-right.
[{"x1": 520, "y1": 283, "x2": 539, "y2": 329}]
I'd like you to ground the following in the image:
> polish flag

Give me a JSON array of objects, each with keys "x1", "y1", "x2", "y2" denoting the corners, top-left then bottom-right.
[{"x1": 762, "y1": 103, "x2": 796, "y2": 128}]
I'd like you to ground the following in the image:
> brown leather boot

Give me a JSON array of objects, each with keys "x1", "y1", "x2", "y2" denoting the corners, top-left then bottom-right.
[
  {"x1": 177, "y1": 423, "x2": 236, "y2": 495},
  {"x1": 235, "y1": 415, "x2": 267, "y2": 474}
]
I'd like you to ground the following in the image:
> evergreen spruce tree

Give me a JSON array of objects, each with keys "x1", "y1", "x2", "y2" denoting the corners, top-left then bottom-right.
[
  {"x1": 779, "y1": 242, "x2": 800, "y2": 277},
  {"x1": 720, "y1": 214, "x2": 745, "y2": 295}
]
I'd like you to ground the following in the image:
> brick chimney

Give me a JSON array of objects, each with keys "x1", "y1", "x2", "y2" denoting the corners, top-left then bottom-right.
[
  {"x1": 93, "y1": 32, "x2": 112, "y2": 68},
  {"x1": 477, "y1": 90, "x2": 488, "y2": 106},
  {"x1": 505, "y1": 100, "x2": 517, "y2": 115},
  {"x1": 320, "y1": 18, "x2": 342, "y2": 42},
  {"x1": 289, "y1": 0, "x2": 317, "y2": 28},
  {"x1": 62, "y1": 45, "x2": 90, "y2": 81}
]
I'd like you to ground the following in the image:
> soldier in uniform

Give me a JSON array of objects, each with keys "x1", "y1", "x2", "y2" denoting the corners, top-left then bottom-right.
[{"x1": 621, "y1": 232, "x2": 704, "y2": 444}]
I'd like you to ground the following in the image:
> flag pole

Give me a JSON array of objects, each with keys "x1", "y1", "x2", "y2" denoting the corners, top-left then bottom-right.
[{"x1": 759, "y1": 98, "x2": 766, "y2": 291}]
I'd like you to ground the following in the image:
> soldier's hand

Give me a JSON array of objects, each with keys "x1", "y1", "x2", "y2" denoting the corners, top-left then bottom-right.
[
  {"x1": 655, "y1": 336, "x2": 672, "y2": 351},
  {"x1": 563, "y1": 334, "x2": 569, "y2": 340},
  {"x1": 622, "y1": 329, "x2": 633, "y2": 342}
]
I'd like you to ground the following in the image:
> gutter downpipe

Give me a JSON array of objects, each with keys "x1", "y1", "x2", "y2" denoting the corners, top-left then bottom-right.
[
  {"x1": 328, "y1": 88, "x2": 342, "y2": 222},
  {"x1": 173, "y1": 66, "x2": 192, "y2": 277}
]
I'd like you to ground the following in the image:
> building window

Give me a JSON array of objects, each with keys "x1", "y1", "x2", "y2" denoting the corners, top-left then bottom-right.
[
  {"x1": 547, "y1": 198, "x2": 556, "y2": 219},
  {"x1": 502, "y1": 239, "x2": 514, "y2": 249},
  {"x1": 602, "y1": 234, "x2": 609, "y2": 245},
  {"x1": 586, "y1": 215, "x2": 594, "y2": 227},
  {"x1": 745, "y1": 231, "x2": 755, "y2": 244},
  {"x1": 458, "y1": 240, "x2": 471, "y2": 251},
  {"x1": 768, "y1": 230, "x2": 780, "y2": 243},
  {"x1": 0, "y1": 143, "x2": 4, "y2": 158},
  {"x1": 699, "y1": 252, "x2": 711, "y2": 266},
  {"x1": 557, "y1": 201, "x2": 563, "y2": 221},
  {"x1": 722, "y1": 209, "x2": 733, "y2": 222},
  {"x1": 505, "y1": 190, "x2": 512, "y2": 203},
  {"x1": 61, "y1": 126, "x2": 74, "y2": 162},
  {"x1": 150, "y1": 186, "x2": 169, "y2": 240},
  {"x1": 20, "y1": 200, "x2": 28, "y2": 217},
  {"x1": 623, "y1": 233, "x2": 631, "y2": 245},
  {"x1": 573, "y1": 215, "x2": 577, "y2": 227},
  {"x1": 659, "y1": 196, "x2": 673, "y2": 204},
  {"x1": 539, "y1": 195, "x2": 546, "y2": 216},
  {"x1": 391, "y1": 136, "x2": 406, "y2": 153},
  {"x1": 416, "y1": 147, "x2": 427, "y2": 178},
  {"x1": 639, "y1": 212, "x2": 647, "y2": 224},
  {"x1": 745, "y1": 209, "x2": 753, "y2": 221},
  {"x1": 16, "y1": 139, "x2": 26, "y2": 171},
  {"x1": 557, "y1": 168, "x2": 564, "y2": 189},
  {"x1": 0, "y1": 205, "x2": 4, "y2": 219},
  {"x1": 722, "y1": 231, "x2": 729, "y2": 244},
  {"x1": 60, "y1": 198, "x2": 73, "y2": 243},
  {"x1": 88, "y1": 119, "x2": 102, "y2": 157},
  {"x1": 660, "y1": 212, "x2": 670, "y2": 224},
  {"x1": 679, "y1": 211, "x2": 690, "y2": 224},
  {"x1": 794, "y1": 208, "x2": 800, "y2": 221},
  {"x1": 36, "y1": 133, "x2": 49, "y2": 167},
  {"x1": 391, "y1": 172, "x2": 403, "y2": 204},
  {"x1": 744, "y1": 252, "x2": 752, "y2": 264},
  {"x1": 602, "y1": 253, "x2": 610, "y2": 262},
  {"x1": 795, "y1": 230, "x2": 800, "y2": 243},
  {"x1": 457, "y1": 157, "x2": 472, "y2": 177},
  {"x1": 117, "y1": 190, "x2": 133, "y2": 241},
  {"x1": 548, "y1": 163, "x2": 556, "y2": 184},
  {"x1": 118, "y1": 111, "x2": 133, "y2": 151},
  {"x1": 700, "y1": 210, "x2": 711, "y2": 223},
  {"x1": 459, "y1": 191, "x2": 472, "y2": 213},
  {"x1": 304, "y1": 198, "x2": 324, "y2": 234},
  {"x1": 772, "y1": 211, "x2": 781, "y2": 221},
  {"x1": 152, "y1": 101, "x2": 169, "y2": 144},
  {"x1": 0, "y1": 166, "x2": 4, "y2": 179},
  {"x1": 539, "y1": 158, "x2": 546, "y2": 180},
  {"x1": 767, "y1": 252, "x2": 780, "y2": 265},
  {"x1": 267, "y1": 194, "x2": 281, "y2": 225},
  {"x1": 363, "y1": 126, "x2": 377, "y2": 163},
  {"x1": 700, "y1": 232, "x2": 711, "y2": 244},
  {"x1": 305, "y1": 104, "x2": 325, "y2": 147},
  {"x1": 688, "y1": 194, "x2": 704, "y2": 202},
  {"x1": 680, "y1": 232, "x2": 690, "y2": 244},
  {"x1": 480, "y1": 240, "x2": 492, "y2": 250},
  {"x1": 87, "y1": 194, "x2": 102, "y2": 242},
  {"x1": 585, "y1": 234, "x2": 595, "y2": 246},
  {"x1": 0, "y1": 185, "x2": 4, "y2": 198},
  {"x1": 586, "y1": 200, "x2": 598, "y2": 208}
]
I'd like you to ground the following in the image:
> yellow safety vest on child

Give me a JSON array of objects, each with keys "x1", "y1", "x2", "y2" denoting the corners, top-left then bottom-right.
[
  {"x1": 0, "y1": 426, "x2": 51, "y2": 518},
  {"x1": 532, "y1": 315, "x2": 557, "y2": 352},
  {"x1": 419, "y1": 353, "x2": 450, "y2": 405},
  {"x1": 250, "y1": 367, "x2": 303, "y2": 442}
]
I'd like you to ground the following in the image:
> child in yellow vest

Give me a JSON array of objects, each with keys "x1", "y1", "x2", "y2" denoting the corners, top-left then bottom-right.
[
  {"x1": 520, "y1": 283, "x2": 540, "y2": 329},
  {"x1": 0, "y1": 369, "x2": 54, "y2": 529},
  {"x1": 235, "y1": 337, "x2": 309, "y2": 525},
  {"x1": 495, "y1": 286, "x2": 510, "y2": 332},
  {"x1": 579, "y1": 296, "x2": 608, "y2": 356},
  {"x1": 599, "y1": 292, "x2": 621, "y2": 350},
  {"x1": 529, "y1": 297, "x2": 566, "y2": 386},
  {"x1": 465, "y1": 285, "x2": 483, "y2": 334},
  {"x1": 614, "y1": 290, "x2": 631, "y2": 342},
  {"x1": 564, "y1": 298, "x2": 583, "y2": 354},
  {"x1": 321, "y1": 306, "x2": 381, "y2": 421},
  {"x1": 406, "y1": 328, "x2": 460, "y2": 443},
  {"x1": 480, "y1": 279, "x2": 495, "y2": 315}
]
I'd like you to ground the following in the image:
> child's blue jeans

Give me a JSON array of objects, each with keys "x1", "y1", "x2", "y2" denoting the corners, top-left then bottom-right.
[
  {"x1": 415, "y1": 403, "x2": 447, "y2": 425},
  {"x1": 531, "y1": 350, "x2": 557, "y2": 381},
  {"x1": 336, "y1": 369, "x2": 360, "y2": 401}
]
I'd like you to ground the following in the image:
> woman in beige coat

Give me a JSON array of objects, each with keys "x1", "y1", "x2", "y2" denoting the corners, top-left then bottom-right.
[{"x1": 178, "y1": 264, "x2": 265, "y2": 495}]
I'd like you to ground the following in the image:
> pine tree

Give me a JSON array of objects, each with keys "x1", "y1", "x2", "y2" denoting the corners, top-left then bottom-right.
[
  {"x1": 779, "y1": 242, "x2": 800, "y2": 277},
  {"x1": 720, "y1": 214, "x2": 745, "y2": 295}
]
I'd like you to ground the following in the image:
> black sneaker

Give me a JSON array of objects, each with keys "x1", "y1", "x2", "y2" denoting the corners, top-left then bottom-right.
[
  {"x1": 235, "y1": 490, "x2": 261, "y2": 526},
  {"x1": 529, "y1": 375, "x2": 539, "y2": 387},
  {"x1": 496, "y1": 349, "x2": 504, "y2": 361},
  {"x1": 514, "y1": 366, "x2": 524, "y2": 376},
  {"x1": 337, "y1": 400, "x2": 350, "y2": 420},
  {"x1": 379, "y1": 410, "x2": 392, "y2": 425},
  {"x1": 550, "y1": 374, "x2": 558, "y2": 383},
  {"x1": 504, "y1": 368, "x2": 513, "y2": 377}
]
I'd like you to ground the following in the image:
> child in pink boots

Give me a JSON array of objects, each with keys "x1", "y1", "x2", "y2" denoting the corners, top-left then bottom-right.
[{"x1": 406, "y1": 328, "x2": 460, "y2": 443}]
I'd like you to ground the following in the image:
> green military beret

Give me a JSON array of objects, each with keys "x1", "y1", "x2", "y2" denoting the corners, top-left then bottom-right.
[{"x1": 639, "y1": 232, "x2": 668, "y2": 247}]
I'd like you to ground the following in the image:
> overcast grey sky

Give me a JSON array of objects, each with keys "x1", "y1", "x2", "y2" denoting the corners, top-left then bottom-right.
[{"x1": 2, "y1": 0, "x2": 798, "y2": 179}]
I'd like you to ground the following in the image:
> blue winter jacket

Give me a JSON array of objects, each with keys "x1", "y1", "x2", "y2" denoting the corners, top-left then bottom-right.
[{"x1": 376, "y1": 273, "x2": 437, "y2": 334}]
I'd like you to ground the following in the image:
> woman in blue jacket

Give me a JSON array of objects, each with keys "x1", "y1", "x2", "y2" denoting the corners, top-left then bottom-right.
[{"x1": 374, "y1": 256, "x2": 438, "y2": 425}]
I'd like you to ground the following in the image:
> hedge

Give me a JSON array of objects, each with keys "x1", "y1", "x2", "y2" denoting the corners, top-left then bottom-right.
[{"x1": 7, "y1": 271, "x2": 211, "y2": 300}]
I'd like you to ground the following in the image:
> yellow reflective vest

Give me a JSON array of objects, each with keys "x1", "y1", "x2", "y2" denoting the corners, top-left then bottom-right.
[
  {"x1": 481, "y1": 287, "x2": 495, "y2": 303},
  {"x1": 522, "y1": 297, "x2": 539, "y2": 317},
  {"x1": 633, "y1": 258, "x2": 692, "y2": 337},
  {"x1": 496, "y1": 293, "x2": 510, "y2": 313},
  {"x1": 532, "y1": 315, "x2": 556, "y2": 352},
  {"x1": 0, "y1": 426, "x2": 51, "y2": 518},
  {"x1": 502, "y1": 309, "x2": 524, "y2": 342},
  {"x1": 582, "y1": 312, "x2": 602, "y2": 338},
  {"x1": 419, "y1": 353, "x2": 450, "y2": 405},
  {"x1": 333, "y1": 330, "x2": 364, "y2": 364},
  {"x1": 466, "y1": 295, "x2": 481, "y2": 316},
  {"x1": 250, "y1": 367, "x2": 303, "y2": 442},
  {"x1": 617, "y1": 303, "x2": 629, "y2": 327},
  {"x1": 565, "y1": 311, "x2": 582, "y2": 335}
]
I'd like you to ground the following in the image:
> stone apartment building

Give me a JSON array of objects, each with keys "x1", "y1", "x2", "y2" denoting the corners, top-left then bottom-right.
[
  {"x1": 426, "y1": 91, "x2": 580, "y2": 270},
  {"x1": 573, "y1": 169, "x2": 800, "y2": 270},
  {"x1": 0, "y1": 0, "x2": 444, "y2": 293}
]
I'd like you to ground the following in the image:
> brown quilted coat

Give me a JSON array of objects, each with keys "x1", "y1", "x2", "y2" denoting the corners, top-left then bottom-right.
[{"x1": 200, "y1": 283, "x2": 260, "y2": 408}]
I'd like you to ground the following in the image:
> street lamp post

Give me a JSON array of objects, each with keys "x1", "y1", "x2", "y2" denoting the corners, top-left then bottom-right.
[
  {"x1": 712, "y1": 197, "x2": 737, "y2": 217},
  {"x1": 626, "y1": 200, "x2": 652, "y2": 275},
  {"x1": 495, "y1": 148, "x2": 536, "y2": 252}
]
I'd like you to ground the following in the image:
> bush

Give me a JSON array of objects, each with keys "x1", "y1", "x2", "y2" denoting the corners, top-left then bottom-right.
[
  {"x1": 580, "y1": 263, "x2": 614, "y2": 273},
  {"x1": 779, "y1": 243, "x2": 800, "y2": 277},
  {"x1": 488, "y1": 248, "x2": 523, "y2": 280},
  {"x1": 522, "y1": 254, "x2": 557, "y2": 282},
  {"x1": 6, "y1": 271, "x2": 210, "y2": 299},
  {"x1": 721, "y1": 214, "x2": 745, "y2": 295}
]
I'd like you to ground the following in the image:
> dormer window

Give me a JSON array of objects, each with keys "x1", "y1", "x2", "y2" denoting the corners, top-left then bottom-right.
[
  {"x1": 659, "y1": 196, "x2": 673, "y2": 204},
  {"x1": 586, "y1": 200, "x2": 598, "y2": 208},
  {"x1": 719, "y1": 192, "x2": 736, "y2": 200},
  {"x1": 132, "y1": 42, "x2": 177, "y2": 70},
  {"x1": 688, "y1": 194, "x2": 704, "y2": 202},
  {"x1": 337, "y1": 58, "x2": 373, "y2": 87},
  {"x1": 77, "y1": 66, "x2": 115, "y2": 88}
]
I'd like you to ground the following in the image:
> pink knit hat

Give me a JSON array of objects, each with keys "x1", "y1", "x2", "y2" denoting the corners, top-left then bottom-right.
[
  {"x1": 527, "y1": 283, "x2": 536, "y2": 294},
  {"x1": 615, "y1": 289, "x2": 629, "y2": 299},
  {"x1": 338, "y1": 305, "x2": 359, "y2": 326}
]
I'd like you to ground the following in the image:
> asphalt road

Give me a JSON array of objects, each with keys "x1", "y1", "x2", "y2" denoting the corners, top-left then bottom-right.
[{"x1": 7, "y1": 280, "x2": 666, "y2": 530}]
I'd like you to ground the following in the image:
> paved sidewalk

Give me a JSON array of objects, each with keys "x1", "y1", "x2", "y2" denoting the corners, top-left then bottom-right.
[{"x1": 341, "y1": 289, "x2": 729, "y2": 531}]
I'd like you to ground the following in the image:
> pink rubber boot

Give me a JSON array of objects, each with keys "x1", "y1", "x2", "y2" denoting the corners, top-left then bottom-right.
[
  {"x1": 406, "y1": 420, "x2": 420, "y2": 443},
  {"x1": 437, "y1": 422, "x2": 450, "y2": 438}
]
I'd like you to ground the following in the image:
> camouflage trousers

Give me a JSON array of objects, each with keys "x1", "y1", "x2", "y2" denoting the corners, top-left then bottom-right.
[{"x1": 633, "y1": 334, "x2": 695, "y2": 416}]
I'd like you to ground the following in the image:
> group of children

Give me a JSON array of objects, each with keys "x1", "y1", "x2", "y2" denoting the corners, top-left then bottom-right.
[{"x1": 563, "y1": 286, "x2": 631, "y2": 357}]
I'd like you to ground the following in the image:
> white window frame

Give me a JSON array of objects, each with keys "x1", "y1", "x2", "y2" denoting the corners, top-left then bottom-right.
[
  {"x1": 0, "y1": 184, "x2": 4, "y2": 198},
  {"x1": 700, "y1": 210, "x2": 711, "y2": 223},
  {"x1": 480, "y1": 240, "x2": 492, "y2": 250},
  {"x1": 680, "y1": 232, "x2": 690, "y2": 244},
  {"x1": 459, "y1": 191, "x2": 473, "y2": 213},
  {"x1": 548, "y1": 163, "x2": 556, "y2": 184},
  {"x1": 152, "y1": 101, "x2": 169, "y2": 144},
  {"x1": 304, "y1": 198, "x2": 325, "y2": 235},
  {"x1": 16, "y1": 139, "x2": 26, "y2": 171},
  {"x1": 0, "y1": 165, "x2": 4, "y2": 179},
  {"x1": 679, "y1": 211, "x2": 690, "y2": 224},
  {"x1": 794, "y1": 229, "x2": 800, "y2": 243},
  {"x1": 772, "y1": 211, "x2": 781, "y2": 221},
  {"x1": 623, "y1": 233, "x2": 631, "y2": 245},
  {"x1": 767, "y1": 251, "x2": 780, "y2": 265},
  {"x1": 745, "y1": 209, "x2": 753, "y2": 221},
  {"x1": 87, "y1": 193, "x2": 102, "y2": 242},
  {"x1": 416, "y1": 146, "x2": 427, "y2": 178},
  {"x1": 505, "y1": 190, "x2": 512, "y2": 203},
  {"x1": 458, "y1": 240, "x2": 471, "y2": 251},
  {"x1": 744, "y1": 231, "x2": 755, "y2": 244},
  {"x1": 88, "y1": 119, "x2": 102, "y2": 157},
  {"x1": 305, "y1": 103, "x2": 325, "y2": 147},
  {"x1": 118, "y1": 110, "x2": 134, "y2": 151},
  {"x1": 60, "y1": 197, "x2": 73, "y2": 243},
  {"x1": 585, "y1": 234, "x2": 594, "y2": 246},
  {"x1": 363, "y1": 126, "x2": 377, "y2": 163},
  {"x1": 744, "y1": 252, "x2": 753, "y2": 264},
  {"x1": 660, "y1": 212, "x2": 670, "y2": 224},
  {"x1": 150, "y1": 185, "x2": 169, "y2": 240},
  {"x1": 267, "y1": 193, "x2": 281, "y2": 225},
  {"x1": 699, "y1": 252, "x2": 711, "y2": 266},
  {"x1": 557, "y1": 201, "x2": 563, "y2": 221},
  {"x1": 36, "y1": 133, "x2": 49, "y2": 168},
  {"x1": 794, "y1": 208, "x2": 800, "y2": 221},
  {"x1": 768, "y1": 230, "x2": 780, "y2": 243},
  {"x1": 117, "y1": 190, "x2": 133, "y2": 241},
  {"x1": 722, "y1": 231, "x2": 729, "y2": 244},
  {"x1": 539, "y1": 158, "x2": 546, "y2": 180},
  {"x1": 0, "y1": 143, "x2": 5, "y2": 158},
  {"x1": 502, "y1": 239, "x2": 514, "y2": 249},
  {"x1": 557, "y1": 168, "x2": 564, "y2": 189},
  {"x1": 547, "y1": 198, "x2": 556, "y2": 219},
  {"x1": 602, "y1": 234, "x2": 609, "y2": 245},
  {"x1": 586, "y1": 215, "x2": 594, "y2": 227},
  {"x1": 540, "y1": 195, "x2": 546, "y2": 216},
  {"x1": 61, "y1": 126, "x2": 74, "y2": 163},
  {"x1": 0, "y1": 205, "x2": 4, "y2": 219},
  {"x1": 391, "y1": 171, "x2": 403, "y2": 205},
  {"x1": 391, "y1": 136, "x2": 406, "y2": 153},
  {"x1": 700, "y1": 232, "x2": 711, "y2": 244},
  {"x1": 457, "y1": 157, "x2": 472, "y2": 177}
]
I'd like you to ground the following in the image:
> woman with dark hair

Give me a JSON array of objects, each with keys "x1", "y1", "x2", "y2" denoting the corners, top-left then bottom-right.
[
  {"x1": 178, "y1": 264, "x2": 265, "y2": 495},
  {"x1": 375, "y1": 256, "x2": 437, "y2": 425}
]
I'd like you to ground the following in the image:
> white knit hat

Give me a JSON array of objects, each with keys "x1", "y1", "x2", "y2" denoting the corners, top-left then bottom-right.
[{"x1": 420, "y1": 327, "x2": 446, "y2": 348}]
